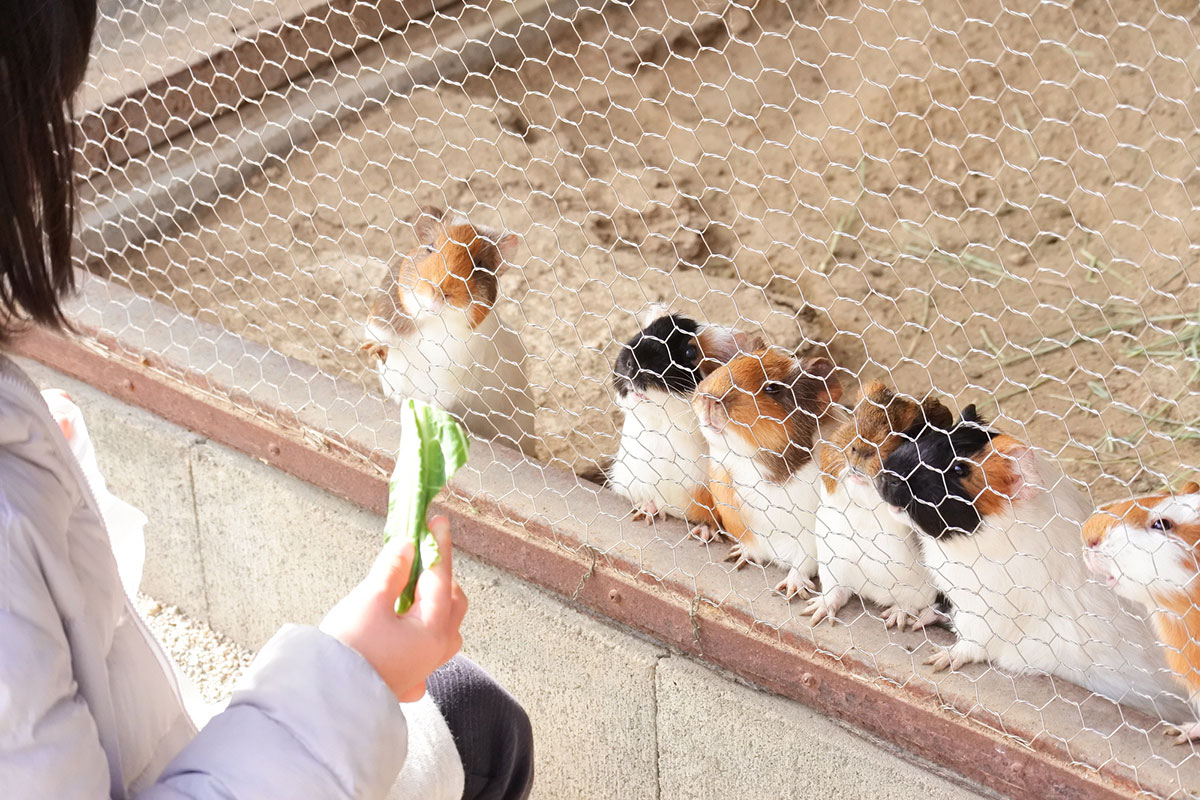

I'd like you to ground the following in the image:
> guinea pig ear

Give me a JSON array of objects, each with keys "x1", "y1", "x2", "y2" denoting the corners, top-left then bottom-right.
[
  {"x1": 414, "y1": 206, "x2": 448, "y2": 244},
  {"x1": 989, "y1": 436, "x2": 1042, "y2": 503},
  {"x1": 496, "y1": 232, "x2": 519, "y2": 262},
  {"x1": 637, "y1": 302, "x2": 675, "y2": 329},
  {"x1": 737, "y1": 331, "x2": 768, "y2": 354},
  {"x1": 860, "y1": 380, "x2": 889, "y2": 402},
  {"x1": 1181, "y1": 480, "x2": 1200, "y2": 495},
  {"x1": 797, "y1": 356, "x2": 843, "y2": 411},
  {"x1": 482, "y1": 232, "x2": 519, "y2": 277},
  {"x1": 697, "y1": 327, "x2": 766, "y2": 368},
  {"x1": 960, "y1": 404, "x2": 988, "y2": 427},
  {"x1": 920, "y1": 396, "x2": 954, "y2": 430}
]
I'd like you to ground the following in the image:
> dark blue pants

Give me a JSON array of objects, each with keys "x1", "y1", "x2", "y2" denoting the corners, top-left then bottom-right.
[{"x1": 426, "y1": 656, "x2": 534, "y2": 800}]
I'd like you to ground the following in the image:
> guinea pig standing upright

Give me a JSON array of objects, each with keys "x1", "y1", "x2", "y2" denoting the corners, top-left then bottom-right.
[
  {"x1": 610, "y1": 304, "x2": 763, "y2": 539},
  {"x1": 875, "y1": 406, "x2": 1186, "y2": 717},
  {"x1": 805, "y1": 382, "x2": 949, "y2": 626},
  {"x1": 363, "y1": 206, "x2": 537, "y2": 457},
  {"x1": 1083, "y1": 481, "x2": 1200, "y2": 742},
  {"x1": 693, "y1": 349, "x2": 842, "y2": 599}
]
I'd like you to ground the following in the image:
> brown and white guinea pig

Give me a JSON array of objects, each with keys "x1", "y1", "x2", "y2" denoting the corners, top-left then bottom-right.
[
  {"x1": 805, "y1": 382, "x2": 950, "y2": 626},
  {"x1": 363, "y1": 206, "x2": 537, "y2": 457},
  {"x1": 875, "y1": 406, "x2": 1187, "y2": 718},
  {"x1": 610, "y1": 304, "x2": 763, "y2": 540},
  {"x1": 692, "y1": 349, "x2": 842, "y2": 599},
  {"x1": 1083, "y1": 481, "x2": 1200, "y2": 742}
]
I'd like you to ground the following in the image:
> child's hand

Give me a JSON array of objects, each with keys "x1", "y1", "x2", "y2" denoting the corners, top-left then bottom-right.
[{"x1": 321, "y1": 516, "x2": 468, "y2": 702}]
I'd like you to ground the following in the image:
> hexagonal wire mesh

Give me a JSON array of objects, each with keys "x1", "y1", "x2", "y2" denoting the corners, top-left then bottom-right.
[{"x1": 75, "y1": 0, "x2": 1200, "y2": 794}]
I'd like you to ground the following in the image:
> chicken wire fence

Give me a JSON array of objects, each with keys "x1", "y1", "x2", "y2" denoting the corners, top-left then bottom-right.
[{"x1": 75, "y1": 0, "x2": 1200, "y2": 792}]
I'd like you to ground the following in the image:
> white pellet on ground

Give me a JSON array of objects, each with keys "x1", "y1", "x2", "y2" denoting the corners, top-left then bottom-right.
[{"x1": 135, "y1": 595, "x2": 253, "y2": 704}]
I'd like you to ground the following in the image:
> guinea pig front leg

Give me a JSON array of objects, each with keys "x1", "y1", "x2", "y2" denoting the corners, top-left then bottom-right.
[
  {"x1": 631, "y1": 500, "x2": 663, "y2": 524},
  {"x1": 882, "y1": 603, "x2": 943, "y2": 633},
  {"x1": 709, "y1": 495, "x2": 763, "y2": 568},
  {"x1": 1166, "y1": 696, "x2": 1200, "y2": 745},
  {"x1": 803, "y1": 583, "x2": 852, "y2": 623},
  {"x1": 686, "y1": 484, "x2": 722, "y2": 543},
  {"x1": 926, "y1": 639, "x2": 988, "y2": 673},
  {"x1": 776, "y1": 564, "x2": 818, "y2": 602},
  {"x1": 725, "y1": 539, "x2": 766, "y2": 570}
]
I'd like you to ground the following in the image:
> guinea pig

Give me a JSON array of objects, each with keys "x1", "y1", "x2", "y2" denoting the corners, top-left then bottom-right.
[
  {"x1": 693, "y1": 349, "x2": 842, "y2": 599},
  {"x1": 875, "y1": 406, "x2": 1186, "y2": 718},
  {"x1": 1083, "y1": 481, "x2": 1200, "y2": 742},
  {"x1": 805, "y1": 382, "x2": 950, "y2": 627},
  {"x1": 363, "y1": 206, "x2": 537, "y2": 457},
  {"x1": 610, "y1": 304, "x2": 763, "y2": 540}
]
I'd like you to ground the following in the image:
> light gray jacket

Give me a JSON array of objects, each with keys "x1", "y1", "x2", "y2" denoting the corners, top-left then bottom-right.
[{"x1": 0, "y1": 356, "x2": 432, "y2": 799}]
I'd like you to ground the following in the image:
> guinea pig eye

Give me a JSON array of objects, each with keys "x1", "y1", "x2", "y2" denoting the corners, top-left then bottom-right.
[
  {"x1": 951, "y1": 461, "x2": 970, "y2": 478},
  {"x1": 683, "y1": 344, "x2": 699, "y2": 362},
  {"x1": 1151, "y1": 518, "x2": 1175, "y2": 531},
  {"x1": 763, "y1": 381, "x2": 785, "y2": 395}
]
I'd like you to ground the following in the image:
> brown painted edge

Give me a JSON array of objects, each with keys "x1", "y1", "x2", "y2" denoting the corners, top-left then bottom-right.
[
  {"x1": 10, "y1": 327, "x2": 1141, "y2": 800},
  {"x1": 78, "y1": 0, "x2": 461, "y2": 176}
]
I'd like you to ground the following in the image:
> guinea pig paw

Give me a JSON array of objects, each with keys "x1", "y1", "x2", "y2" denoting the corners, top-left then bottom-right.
[
  {"x1": 925, "y1": 648, "x2": 955, "y2": 672},
  {"x1": 724, "y1": 543, "x2": 758, "y2": 570},
  {"x1": 776, "y1": 569, "x2": 817, "y2": 602},
  {"x1": 906, "y1": 605, "x2": 943, "y2": 632},
  {"x1": 1165, "y1": 722, "x2": 1200, "y2": 745},
  {"x1": 632, "y1": 501, "x2": 661, "y2": 524},
  {"x1": 882, "y1": 606, "x2": 913, "y2": 632},
  {"x1": 688, "y1": 523, "x2": 718, "y2": 543},
  {"x1": 803, "y1": 597, "x2": 831, "y2": 624},
  {"x1": 360, "y1": 342, "x2": 390, "y2": 363},
  {"x1": 802, "y1": 586, "x2": 850, "y2": 621},
  {"x1": 925, "y1": 642, "x2": 984, "y2": 673}
]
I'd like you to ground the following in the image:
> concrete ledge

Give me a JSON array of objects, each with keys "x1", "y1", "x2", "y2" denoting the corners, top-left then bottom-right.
[{"x1": 656, "y1": 657, "x2": 990, "y2": 800}]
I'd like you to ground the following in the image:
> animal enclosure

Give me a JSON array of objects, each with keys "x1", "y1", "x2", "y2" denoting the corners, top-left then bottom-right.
[{"x1": 62, "y1": 0, "x2": 1200, "y2": 797}]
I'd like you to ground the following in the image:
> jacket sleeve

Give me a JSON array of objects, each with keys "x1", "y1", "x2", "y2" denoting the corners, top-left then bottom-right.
[
  {"x1": 0, "y1": 609, "x2": 116, "y2": 798},
  {"x1": 138, "y1": 625, "x2": 408, "y2": 800},
  {"x1": 0, "y1": 494, "x2": 118, "y2": 799}
]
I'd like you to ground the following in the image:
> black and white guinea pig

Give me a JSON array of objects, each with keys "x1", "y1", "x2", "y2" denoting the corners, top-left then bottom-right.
[
  {"x1": 610, "y1": 303, "x2": 762, "y2": 541},
  {"x1": 873, "y1": 405, "x2": 1185, "y2": 718}
]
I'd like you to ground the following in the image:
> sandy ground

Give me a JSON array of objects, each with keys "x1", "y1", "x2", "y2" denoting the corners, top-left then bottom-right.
[{"x1": 98, "y1": 0, "x2": 1200, "y2": 502}]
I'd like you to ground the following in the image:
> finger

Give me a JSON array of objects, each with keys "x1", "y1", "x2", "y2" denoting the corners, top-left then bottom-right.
[
  {"x1": 413, "y1": 557, "x2": 453, "y2": 626},
  {"x1": 412, "y1": 518, "x2": 454, "y2": 619},
  {"x1": 372, "y1": 536, "x2": 417, "y2": 598},
  {"x1": 446, "y1": 581, "x2": 468, "y2": 631},
  {"x1": 428, "y1": 516, "x2": 453, "y2": 578}
]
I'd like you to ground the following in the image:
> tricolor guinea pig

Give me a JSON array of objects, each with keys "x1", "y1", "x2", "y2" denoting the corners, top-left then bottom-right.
[
  {"x1": 875, "y1": 406, "x2": 1185, "y2": 718},
  {"x1": 610, "y1": 304, "x2": 763, "y2": 540},
  {"x1": 363, "y1": 206, "x2": 537, "y2": 457},
  {"x1": 692, "y1": 349, "x2": 842, "y2": 599},
  {"x1": 806, "y1": 382, "x2": 949, "y2": 627},
  {"x1": 1084, "y1": 482, "x2": 1200, "y2": 742}
]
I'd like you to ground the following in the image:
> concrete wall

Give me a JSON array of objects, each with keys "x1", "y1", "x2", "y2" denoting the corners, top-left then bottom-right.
[{"x1": 17, "y1": 357, "x2": 993, "y2": 800}]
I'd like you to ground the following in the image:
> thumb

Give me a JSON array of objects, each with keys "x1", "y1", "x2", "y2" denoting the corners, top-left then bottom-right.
[{"x1": 370, "y1": 536, "x2": 417, "y2": 597}]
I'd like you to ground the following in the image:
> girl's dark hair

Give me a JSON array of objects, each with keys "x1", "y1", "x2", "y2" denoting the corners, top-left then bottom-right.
[{"x1": 0, "y1": 1, "x2": 98, "y2": 341}]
